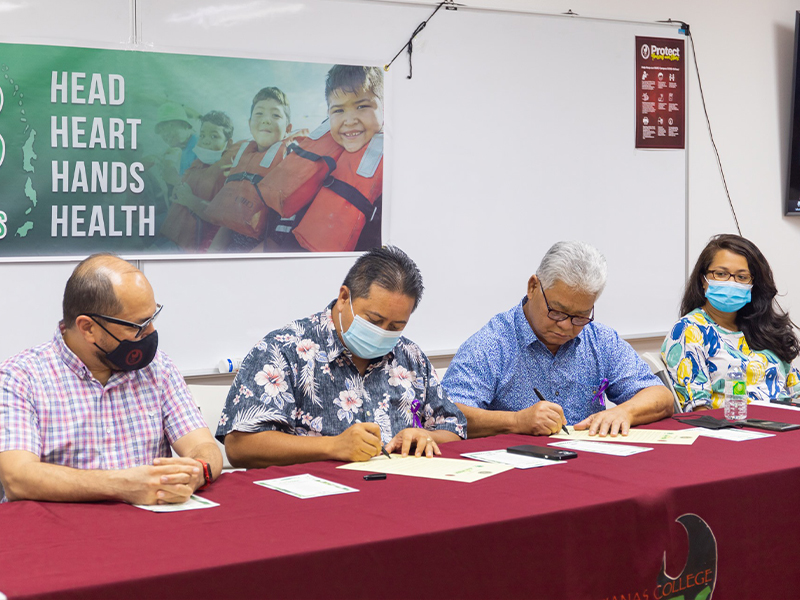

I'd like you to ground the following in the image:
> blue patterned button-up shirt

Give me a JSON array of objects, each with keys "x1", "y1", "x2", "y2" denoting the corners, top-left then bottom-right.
[
  {"x1": 441, "y1": 298, "x2": 664, "y2": 424},
  {"x1": 216, "y1": 302, "x2": 466, "y2": 443}
]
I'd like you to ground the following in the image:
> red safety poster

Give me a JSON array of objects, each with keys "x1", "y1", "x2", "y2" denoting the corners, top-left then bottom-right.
[{"x1": 635, "y1": 36, "x2": 685, "y2": 149}]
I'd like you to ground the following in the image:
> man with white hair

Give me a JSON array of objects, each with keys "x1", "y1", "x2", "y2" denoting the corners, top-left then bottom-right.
[{"x1": 441, "y1": 241, "x2": 673, "y2": 437}]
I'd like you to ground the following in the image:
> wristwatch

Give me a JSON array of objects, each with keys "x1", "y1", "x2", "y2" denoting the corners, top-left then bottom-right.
[{"x1": 197, "y1": 460, "x2": 213, "y2": 491}]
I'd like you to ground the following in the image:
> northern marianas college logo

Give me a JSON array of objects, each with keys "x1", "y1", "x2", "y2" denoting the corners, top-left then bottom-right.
[
  {"x1": 603, "y1": 514, "x2": 717, "y2": 600},
  {"x1": 657, "y1": 514, "x2": 717, "y2": 600}
]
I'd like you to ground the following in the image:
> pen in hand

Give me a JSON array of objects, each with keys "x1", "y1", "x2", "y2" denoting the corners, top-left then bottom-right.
[
  {"x1": 357, "y1": 417, "x2": 391, "y2": 458},
  {"x1": 534, "y1": 387, "x2": 569, "y2": 435}
]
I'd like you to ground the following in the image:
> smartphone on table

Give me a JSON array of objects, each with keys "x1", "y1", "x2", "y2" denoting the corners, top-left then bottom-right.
[
  {"x1": 736, "y1": 419, "x2": 800, "y2": 432},
  {"x1": 507, "y1": 445, "x2": 578, "y2": 461}
]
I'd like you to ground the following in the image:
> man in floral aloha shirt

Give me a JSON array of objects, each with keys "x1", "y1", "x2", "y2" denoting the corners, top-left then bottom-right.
[{"x1": 216, "y1": 246, "x2": 466, "y2": 466}]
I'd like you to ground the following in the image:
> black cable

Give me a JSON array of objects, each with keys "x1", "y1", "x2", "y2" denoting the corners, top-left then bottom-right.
[
  {"x1": 384, "y1": 2, "x2": 448, "y2": 79},
  {"x1": 682, "y1": 23, "x2": 742, "y2": 236}
]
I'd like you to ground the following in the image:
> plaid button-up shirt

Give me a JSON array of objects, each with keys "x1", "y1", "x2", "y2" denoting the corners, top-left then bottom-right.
[{"x1": 0, "y1": 326, "x2": 206, "y2": 477}]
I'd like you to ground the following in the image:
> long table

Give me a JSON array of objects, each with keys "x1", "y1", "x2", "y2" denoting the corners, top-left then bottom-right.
[{"x1": 1, "y1": 404, "x2": 800, "y2": 599}]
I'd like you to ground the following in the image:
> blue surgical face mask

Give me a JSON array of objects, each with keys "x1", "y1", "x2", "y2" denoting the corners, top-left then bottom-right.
[
  {"x1": 704, "y1": 277, "x2": 753, "y2": 313},
  {"x1": 192, "y1": 145, "x2": 225, "y2": 165},
  {"x1": 338, "y1": 298, "x2": 403, "y2": 359}
]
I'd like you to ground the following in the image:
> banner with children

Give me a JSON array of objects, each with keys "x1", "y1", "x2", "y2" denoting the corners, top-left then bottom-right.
[{"x1": 0, "y1": 42, "x2": 384, "y2": 260}]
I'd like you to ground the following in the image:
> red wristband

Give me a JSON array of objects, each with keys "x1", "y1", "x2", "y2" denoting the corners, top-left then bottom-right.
[{"x1": 197, "y1": 460, "x2": 213, "y2": 491}]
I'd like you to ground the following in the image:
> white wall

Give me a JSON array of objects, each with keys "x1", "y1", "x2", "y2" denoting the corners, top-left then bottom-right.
[
  {"x1": 0, "y1": 0, "x2": 687, "y2": 374},
  {"x1": 326, "y1": 0, "x2": 800, "y2": 371},
  {"x1": 393, "y1": 0, "x2": 800, "y2": 326}
]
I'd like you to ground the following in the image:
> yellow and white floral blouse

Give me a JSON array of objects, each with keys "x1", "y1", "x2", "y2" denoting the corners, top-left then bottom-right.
[{"x1": 662, "y1": 309, "x2": 800, "y2": 411}]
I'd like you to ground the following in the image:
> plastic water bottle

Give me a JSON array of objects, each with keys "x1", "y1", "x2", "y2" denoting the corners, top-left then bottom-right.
[
  {"x1": 217, "y1": 358, "x2": 243, "y2": 374},
  {"x1": 724, "y1": 365, "x2": 748, "y2": 421}
]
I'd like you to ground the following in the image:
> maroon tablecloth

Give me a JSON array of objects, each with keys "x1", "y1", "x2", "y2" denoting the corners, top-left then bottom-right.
[{"x1": 1, "y1": 405, "x2": 799, "y2": 599}]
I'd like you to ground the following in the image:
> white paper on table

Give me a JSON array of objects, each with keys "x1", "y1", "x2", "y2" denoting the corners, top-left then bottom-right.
[
  {"x1": 460, "y1": 450, "x2": 567, "y2": 469},
  {"x1": 337, "y1": 455, "x2": 513, "y2": 482},
  {"x1": 132, "y1": 494, "x2": 219, "y2": 512},
  {"x1": 254, "y1": 474, "x2": 359, "y2": 499},
  {"x1": 549, "y1": 426, "x2": 699, "y2": 445},
  {"x1": 682, "y1": 426, "x2": 775, "y2": 442},
  {"x1": 548, "y1": 440, "x2": 654, "y2": 456}
]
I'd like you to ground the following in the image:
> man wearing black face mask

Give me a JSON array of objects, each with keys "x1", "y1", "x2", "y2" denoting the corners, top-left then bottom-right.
[{"x1": 0, "y1": 254, "x2": 222, "y2": 504}]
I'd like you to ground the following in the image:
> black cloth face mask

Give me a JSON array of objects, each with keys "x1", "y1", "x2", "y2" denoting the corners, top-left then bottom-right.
[
  {"x1": 672, "y1": 414, "x2": 738, "y2": 429},
  {"x1": 91, "y1": 320, "x2": 159, "y2": 371}
]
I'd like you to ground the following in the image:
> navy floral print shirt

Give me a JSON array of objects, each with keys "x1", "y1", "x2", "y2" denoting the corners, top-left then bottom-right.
[{"x1": 216, "y1": 302, "x2": 466, "y2": 444}]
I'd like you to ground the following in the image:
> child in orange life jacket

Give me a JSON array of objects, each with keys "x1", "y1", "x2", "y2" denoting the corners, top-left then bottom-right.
[
  {"x1": 160, "y1": 111, "x2": 234, "y2": 251},
  {"x1": 141, "y1": 104, "x2": 198, "y2": 238},
  {"x1": 206, "y1": 87, "x2": 296, "y2": 252},
  {"x1": 142, "y1": 103, "x2": 198, "y2": 188},
  {"x1": 326, "y1": 66, "x2": 383, "y2": 155},
  {"x1": 264, "y1": 66, "x2": 384, "y2": 252}
]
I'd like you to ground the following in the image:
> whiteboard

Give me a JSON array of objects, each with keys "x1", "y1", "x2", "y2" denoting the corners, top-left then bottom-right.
[{"x1": 0, "y1": 0, "x2": 686, "y2": 373}]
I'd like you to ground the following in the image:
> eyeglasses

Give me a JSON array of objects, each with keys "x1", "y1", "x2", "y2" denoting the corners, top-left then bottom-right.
[
  {"x1": 83, "y1": 304, "x2": 163, "y2": 339},
  {"x1": 706, "y1": 270, "x2": 753, "y2": 285},
  {"x1": 540, "y1": 288, "x2": 594, "y2": 327}
]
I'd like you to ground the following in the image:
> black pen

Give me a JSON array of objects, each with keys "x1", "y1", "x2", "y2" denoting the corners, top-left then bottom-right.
[
  {"x1": 358, "y1": 417, "x2": 391, "y2": 458},
  {"x1": 534, "y1": 387, "x2": 569, "y2": 435}
]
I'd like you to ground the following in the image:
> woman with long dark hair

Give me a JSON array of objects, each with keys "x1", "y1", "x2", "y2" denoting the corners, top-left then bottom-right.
[{"x1": 662, "y1": 234, "x2": 800, "y2": 411}]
